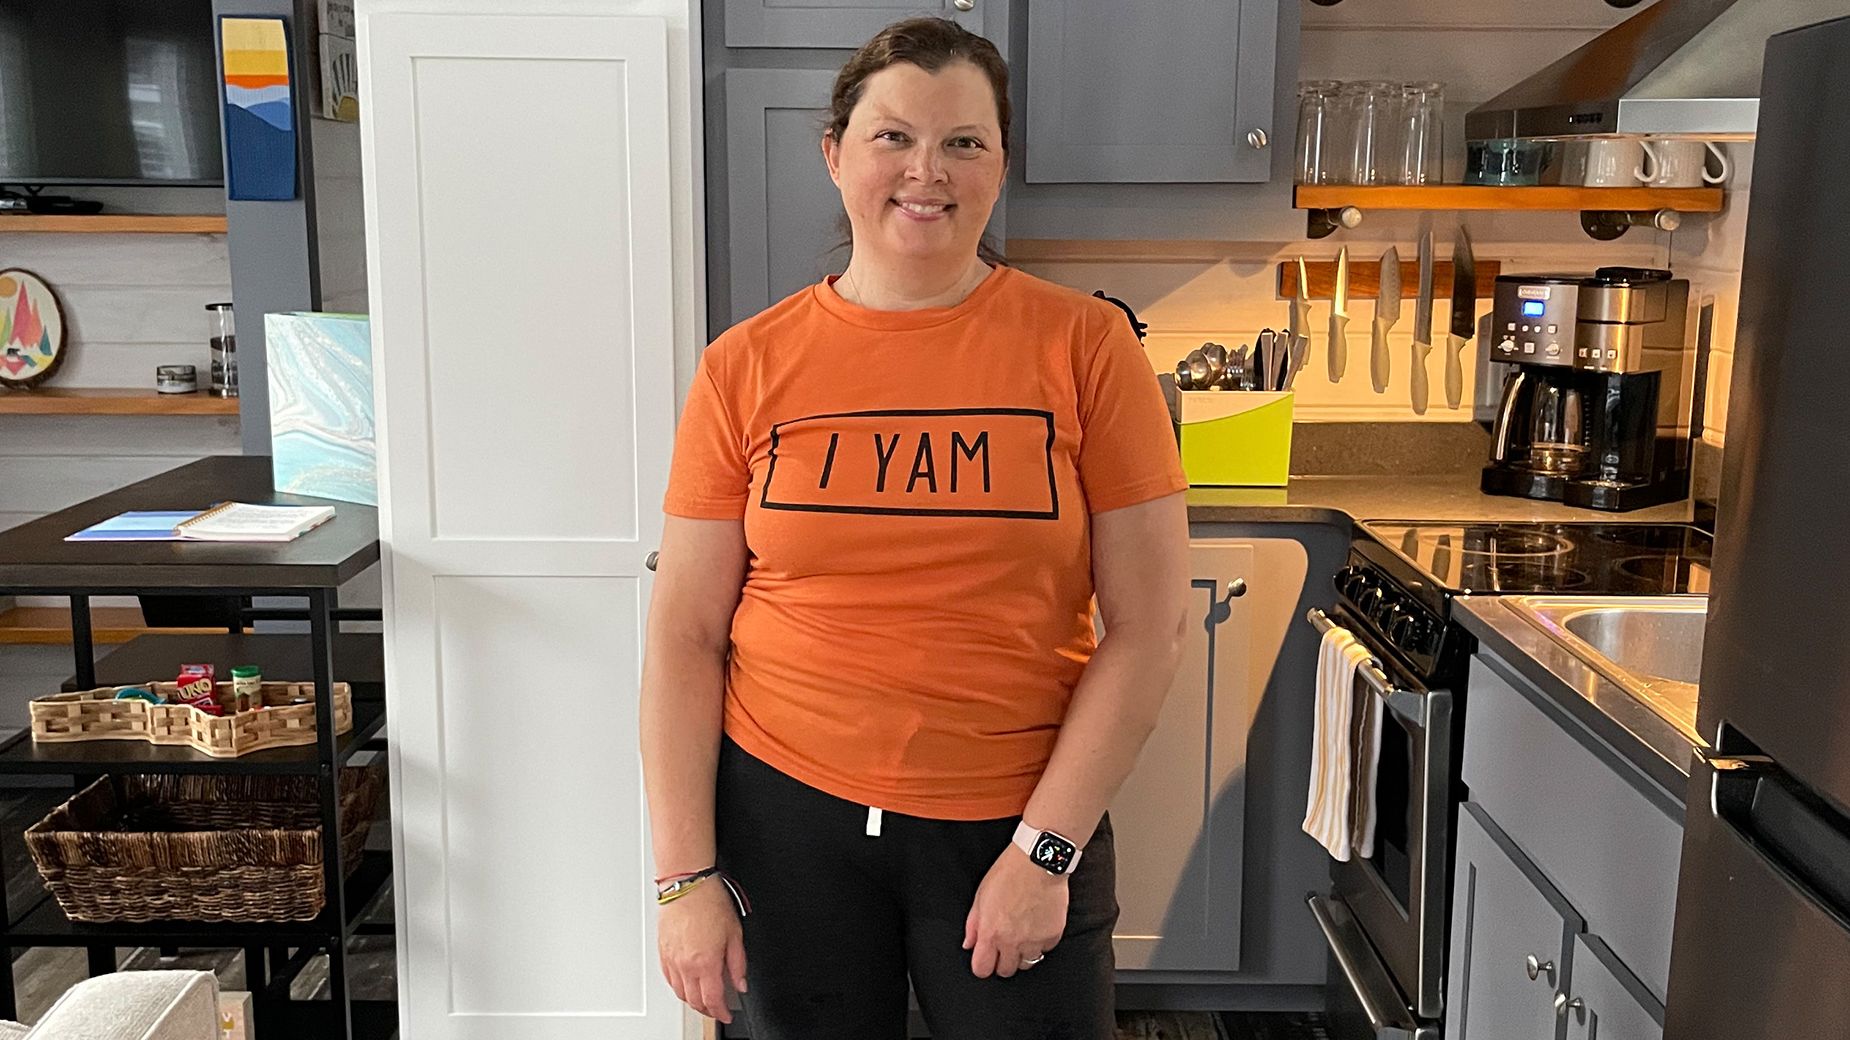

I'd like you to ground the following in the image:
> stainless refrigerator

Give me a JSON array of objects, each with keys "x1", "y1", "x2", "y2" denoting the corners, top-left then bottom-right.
[{"x1": 1664, "y1": 14, "x2": 1850, "y2": 1038}]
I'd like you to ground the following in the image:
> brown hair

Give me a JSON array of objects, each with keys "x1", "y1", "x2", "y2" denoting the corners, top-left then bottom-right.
[{"x1": 824, "y1": 17, "x2": 1010, "y2": 266}]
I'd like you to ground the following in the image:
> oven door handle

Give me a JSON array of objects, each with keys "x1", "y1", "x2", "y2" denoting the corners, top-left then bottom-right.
[{"x1": 1307, "y1": 607, "x2": 1428, "y2": 729}]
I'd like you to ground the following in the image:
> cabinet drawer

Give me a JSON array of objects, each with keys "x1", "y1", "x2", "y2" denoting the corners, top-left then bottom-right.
[
  {"x1": 1463, "y1": 655, "x2": 1682, "y2": 1002},
  {"x1": 1562, "y1": 933, "x2": 1664, "y2": 1040}
]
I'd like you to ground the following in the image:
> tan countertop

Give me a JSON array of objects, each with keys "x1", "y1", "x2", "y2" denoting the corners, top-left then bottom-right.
[{"x1": 1186, "y1": 473, "x2": 1695, "y2": 526}]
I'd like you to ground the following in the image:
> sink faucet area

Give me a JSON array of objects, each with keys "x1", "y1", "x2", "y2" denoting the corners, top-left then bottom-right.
[{"x1": 1502, "y1": 596, "x2": 1708, "y2": 742}]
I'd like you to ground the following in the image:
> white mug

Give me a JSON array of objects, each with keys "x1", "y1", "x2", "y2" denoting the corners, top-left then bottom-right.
[
  {"x1": 1636, "y1": 140, "x2": 1730, "y2": 187},
  {"x1": 1578, "y1": 139, "x2": 1649, "y2": 187}
]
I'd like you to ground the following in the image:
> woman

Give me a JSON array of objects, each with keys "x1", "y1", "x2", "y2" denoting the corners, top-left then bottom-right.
[{"x1": 640, "y1": 16, "x2": 1190, "y2": 1039}]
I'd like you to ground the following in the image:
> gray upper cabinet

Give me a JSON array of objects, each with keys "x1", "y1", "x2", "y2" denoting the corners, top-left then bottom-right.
[
  {"x1": 725, "y1": 0, "x2": 984, "y2": 48},
  {"x1": 1446, "y1": 801, "x2": 1584, "y2": 1040},
  {"x1": 723, "y1": 69, "x2": 850, "y2": 326},
  {"x1": 1109, "y1": 539, "x2": 1256, "y2": 971},
  {"x1": 1024, "y1": 0, "x2": 1278, "y2": 183}
]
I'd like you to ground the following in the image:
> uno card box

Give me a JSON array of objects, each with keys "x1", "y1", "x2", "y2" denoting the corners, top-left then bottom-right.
[{"x1": 1174, "y1": 390, "x2": 1294, "y2": 487}]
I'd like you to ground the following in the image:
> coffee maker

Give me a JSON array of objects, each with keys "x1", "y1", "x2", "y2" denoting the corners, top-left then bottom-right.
[{"x1": 1481, "y1": 268, "x2": 1695, "y2": 511}]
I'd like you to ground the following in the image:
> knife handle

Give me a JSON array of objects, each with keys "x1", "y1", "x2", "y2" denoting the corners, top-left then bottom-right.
[
  {"x1": 1410, "y1": 340, "x2": 1432, "y2": 416},
  {"x1": 1370, "y1": 318, "x2": 1392, "y2": 394},
  {"x1": 1445, "y1": 334, "x2": 1468, "y2": 410},
  {"x1": 1327, "y1": 314, "x2": 1350, "y2": 382}
]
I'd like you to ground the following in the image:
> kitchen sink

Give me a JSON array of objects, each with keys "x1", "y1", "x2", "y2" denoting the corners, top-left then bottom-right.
[{"x1": 1503, "y1": 596, "x2": 1707, "y2": 740}]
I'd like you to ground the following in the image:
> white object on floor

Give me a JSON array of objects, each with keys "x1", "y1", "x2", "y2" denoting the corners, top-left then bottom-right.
[
  {"x1": 9, "y1": 969, "x2": 219, "y2": 1040},
  {"x1": 1303, "y1": 626, "x2": 1374, "y2": 860}
]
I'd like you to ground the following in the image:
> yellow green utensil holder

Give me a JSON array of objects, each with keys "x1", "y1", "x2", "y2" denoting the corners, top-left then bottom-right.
[{"x1": 1175, "y1": 391, "x2": 1294, "y2": 487}]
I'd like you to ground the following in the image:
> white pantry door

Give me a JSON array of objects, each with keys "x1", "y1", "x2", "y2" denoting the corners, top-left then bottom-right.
[{"x1": 360, "y1": 11, "x2": 683, "y2": 1040}]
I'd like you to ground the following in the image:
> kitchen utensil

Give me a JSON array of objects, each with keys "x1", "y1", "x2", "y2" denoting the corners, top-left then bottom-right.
[
  {"x1": 1410, "y1": 229, "x2": 1435, "y2": 415},
  {"x1": 1203, "y1": 342, "x2": 1228, "y2": 384},
  {"x1": 1187, "y1": 349, "x2": 1211, "y2": 391},
  {"x1": 1174, "y1": 357, "x2": 1194, "y2": 390},
  {"x1": 1291, "y1": 257, "x2": 1314, "y2": 356},
  {"x1": 1446, "y1": 226, "x2": 1476, "y2": 409},
  {"x1": 1254, "y1": 331, "x2": 1271, "y2": 391},
  {"x1": 1328, "y1": 247, "x2": 1351, "y2": 382},
  {"x1": 1231, "y1": 344, "x2": 1250, "y2": 390},
  {"x1": 1266, "y1": 329, "x2": 1284, "y2": 390},
  {"x1": 1372, "y1": 246, "x2": 1400, "y2": 394},
  {"x1": 1284, "y1": 334, "x2": 1309, "y2": 390}
]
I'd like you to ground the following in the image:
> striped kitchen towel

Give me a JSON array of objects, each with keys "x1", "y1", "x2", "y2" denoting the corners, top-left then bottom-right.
[{"x1": 1303, "y1": 624, "x2": 1375, "y2": 860}]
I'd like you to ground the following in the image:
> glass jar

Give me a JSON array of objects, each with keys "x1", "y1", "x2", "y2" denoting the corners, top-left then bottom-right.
[
  {"x1": 206, "y1": 302, "x2": 237, "y2": 398},
  {"x1": 1295, "y1": 80, "x2": 1343, "y2": 184},
  {"x1": 1398, "y1": 82, "x2": 1444, "y2": 184},
  {"x1": 1344, "y1": 81, "x2": 1401, "y2": 186},
  {"x1": 230, "y1": 665, "x2": 262, "y2": 712}
]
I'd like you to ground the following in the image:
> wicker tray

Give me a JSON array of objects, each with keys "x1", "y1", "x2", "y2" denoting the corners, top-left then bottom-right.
[
  {"x1": 30, "y1": 681, "x2": 353, "y2": 758},
  {"x1": 24, "y1": 767, "x2": 385, "y2": 923}
]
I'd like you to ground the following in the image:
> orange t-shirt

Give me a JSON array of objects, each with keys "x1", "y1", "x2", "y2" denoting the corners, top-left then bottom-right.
[{"x1": 662, "y1": 266, "x2": 1187, "y2": 820}]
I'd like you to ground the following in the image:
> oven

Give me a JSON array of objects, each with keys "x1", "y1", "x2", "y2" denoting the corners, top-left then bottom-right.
[{"x1": 1304, "y1": 582, "x2": 1460, "y2": 1038}]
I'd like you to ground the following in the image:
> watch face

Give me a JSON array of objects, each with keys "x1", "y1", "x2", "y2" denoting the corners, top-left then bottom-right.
[{"x1": 1031, "y1": 832, "x2": 1076, "y2": 874}]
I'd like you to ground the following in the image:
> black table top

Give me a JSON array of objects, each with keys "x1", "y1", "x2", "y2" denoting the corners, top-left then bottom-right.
[{"x1": 0, "y1": 456, "x2": 379, "y2": 592}]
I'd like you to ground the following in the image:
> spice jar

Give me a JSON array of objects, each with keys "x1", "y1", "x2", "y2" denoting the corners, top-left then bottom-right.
[{"x1": 230, "y1": 665, "x2": 262, "y2": 712}]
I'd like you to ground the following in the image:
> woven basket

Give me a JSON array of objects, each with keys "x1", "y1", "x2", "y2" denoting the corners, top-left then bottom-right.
[
  {"x1": 30, "y1": 681, "x2": 353, "y2": 758},
  {"x1": 24, "y1": 766, "x2": 385, "y2": 923}
]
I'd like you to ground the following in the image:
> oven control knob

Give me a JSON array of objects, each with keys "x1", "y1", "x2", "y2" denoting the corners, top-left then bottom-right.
[
  {"x1": 1359, "y1": 586, "x2": 1385, "y2": 616},
  {"x1": 1334, "y1": 565, "x2": 1362, "y2": 595},
  {"x1": 1386, "y1": 608, "x2": 1415, "y2": 644}
]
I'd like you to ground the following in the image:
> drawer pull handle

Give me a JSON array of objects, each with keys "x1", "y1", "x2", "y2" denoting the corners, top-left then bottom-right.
[
  {"x1": 1524, "y1": 954, "x2": 1554, "y2": 982},
  {"x1": 1554, "y1": 992, "x2": 1584, "y2": 1017}
]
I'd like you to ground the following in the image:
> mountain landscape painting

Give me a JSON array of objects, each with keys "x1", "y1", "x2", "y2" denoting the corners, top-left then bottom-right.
[{"x1": 221, "y1": 17, "x2": 297, "y2": 201}]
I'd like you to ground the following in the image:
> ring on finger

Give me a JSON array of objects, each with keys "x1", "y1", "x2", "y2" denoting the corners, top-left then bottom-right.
[{"x1": 1023, "y1": 953, "x2": 1046, "y2": 967}]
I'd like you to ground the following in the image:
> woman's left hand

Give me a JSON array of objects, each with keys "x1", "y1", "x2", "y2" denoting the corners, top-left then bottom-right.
[{"x1": 962, "y1": 846, "x2": 1069, "y2": 978}]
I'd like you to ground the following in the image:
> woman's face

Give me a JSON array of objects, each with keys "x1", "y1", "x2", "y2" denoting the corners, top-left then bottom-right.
[{"x1": 822, "y1": 60, "x2": 1006, "y2": 266}]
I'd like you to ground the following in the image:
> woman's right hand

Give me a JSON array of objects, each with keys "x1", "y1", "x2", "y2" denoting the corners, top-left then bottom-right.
[{"x1": 658, "y1": 879, "x2": 748, "y2": 1023}]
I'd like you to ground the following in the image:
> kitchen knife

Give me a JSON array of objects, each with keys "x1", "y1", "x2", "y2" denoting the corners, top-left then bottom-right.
[
  {"x1": 1446, "y1": 226, "x2": 1476, "y2": 409},
  {"x1": 1291, "y1": 256, "x2": 1313, "y2": 356},
  {"x1": 1410, "y1": 230, "x2": 1435, "y2": 415},
  {"x1": 1327, "y1": 247, "x2": 1350, "y2": 382},
  {"x1": 1372, "y1": 246, "x2": 1400, "y2": 394}
]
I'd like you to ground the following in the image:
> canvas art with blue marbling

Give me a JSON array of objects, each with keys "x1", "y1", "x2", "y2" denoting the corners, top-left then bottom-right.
[{"x1": 266, "y1": 312, "x2": 376, "y2": 506}]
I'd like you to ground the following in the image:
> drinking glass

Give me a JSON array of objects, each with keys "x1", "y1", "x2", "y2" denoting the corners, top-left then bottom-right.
[
  {"x1": 1345, "y1": 81, "x2": 1400, "y2": 185},
  {"x1": 1295, "y1": 80, "x2": 1343, "y2": 184},
  {"x1": 1398, "y1": 82, "x2": 1444, "y2": 184}
]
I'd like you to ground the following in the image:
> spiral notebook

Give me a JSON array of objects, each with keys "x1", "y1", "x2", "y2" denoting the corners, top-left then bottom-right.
[{"x1": 65, "y1": 502, "x2": 336, "y2": 542}]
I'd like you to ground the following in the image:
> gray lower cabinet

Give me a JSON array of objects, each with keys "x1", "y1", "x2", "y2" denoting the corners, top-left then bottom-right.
[
  {"x1": 1024, "y1": 0, "x2": 1278, "y2": 183},
  {"x1": 724, "y1": 0, "x2": 984, "y2": 49},
  {"x1": 1559, "y1": 934, "x2": 1665, "y2": 1040},
  {"x1": 722, "y1": 68, "x2": 847, "y2": 326},
  {"x1": 1447, "y1": 801, "x2": 1583, "y2": 1040}
]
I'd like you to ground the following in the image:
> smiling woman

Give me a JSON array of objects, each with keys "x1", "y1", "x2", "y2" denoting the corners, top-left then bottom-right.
[{"x1": 640, "y1": 16, "x2": 1192, "y2": 1040}]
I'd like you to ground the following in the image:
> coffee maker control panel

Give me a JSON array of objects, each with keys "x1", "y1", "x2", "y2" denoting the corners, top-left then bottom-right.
[{"x1": 1491, "y1": 276, "x2": 1580, "y2": 368}]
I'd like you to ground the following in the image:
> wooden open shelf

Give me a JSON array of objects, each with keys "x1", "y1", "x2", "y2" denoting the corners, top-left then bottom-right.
[
  {"x1": 1292, "y1": 184, "x2": 1725, "y2": 214},
  {"x1": 0, "y1": 607, "x2": 245, "y2": 646},
  {"x1": 0, "y1": 214, "x2": 228, "y2": 234},
  {"x1": 0, "y1": 388, "x2": 240, "y2": 416}
]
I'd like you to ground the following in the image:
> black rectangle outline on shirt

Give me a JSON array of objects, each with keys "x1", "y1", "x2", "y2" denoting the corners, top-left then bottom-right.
[{"x1": 761, "y1": 407, "x2": 1059, "y2": 519}]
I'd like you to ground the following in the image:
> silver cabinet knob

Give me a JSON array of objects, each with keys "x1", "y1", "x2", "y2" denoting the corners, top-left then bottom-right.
[
  {"x1": 952, "y1": 0, "x2": 975, "y2": 9},
  {"x1": 1554, "y1": 992, "x2": 1584, "y2": 1016},
  {"x1": 645, "y1": 551, "x2": 659, "y2": 572},
  {"x1": 1223, "y1": 578, "x2": 1247, "y2": 602},
  {"x1": 1524, "y1": 954, "x2": 1554, "y2": 982},
  {"x1": 1246, "y1": 128, "x2": 1269, "y2": 150}
]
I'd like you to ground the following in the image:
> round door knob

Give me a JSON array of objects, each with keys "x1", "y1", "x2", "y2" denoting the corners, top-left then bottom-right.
[
  {"x1": 645, "y1": 551, "x2": 659, "y2": 572},
  {"x1": 952, "y1": 0, "x2": 975, "y2": 9},
  {"x1": 1246, "y1": 128, "x2": 1270, "y2": 150},
  {"x1": 1223, "y1": 578, "x2": 1247, "y2": 602},
  {"x1": 1525, "y1": 954, "x2": 1554, "y2": 982},
  {"x1": 1554, "y1": 992, "x2": 1584, "y2": 1016}
]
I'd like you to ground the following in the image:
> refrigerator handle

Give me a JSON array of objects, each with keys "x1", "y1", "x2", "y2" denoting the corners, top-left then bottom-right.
[{"x1": 1711, "y1": 756, "x2": 1850, "y2": 927}]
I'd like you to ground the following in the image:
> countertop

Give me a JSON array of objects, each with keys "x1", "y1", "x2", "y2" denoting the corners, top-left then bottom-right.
[
  {"x1": 1185, "y1": 474, "x2": 1695, "y2": 526},
  {"x1": 1454, "y1": 595, "x2": 1700, "y2": 795}
]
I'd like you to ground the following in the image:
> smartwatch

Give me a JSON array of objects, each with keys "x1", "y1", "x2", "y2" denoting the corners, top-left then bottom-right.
[{"x1": 1012, "y1": 821, "x2": 1083, "y2": 876}]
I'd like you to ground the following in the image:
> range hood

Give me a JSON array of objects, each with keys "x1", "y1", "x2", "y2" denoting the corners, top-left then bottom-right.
[{"x1": 1464, "y1": 0, "x2": 1847, "y2": 142}]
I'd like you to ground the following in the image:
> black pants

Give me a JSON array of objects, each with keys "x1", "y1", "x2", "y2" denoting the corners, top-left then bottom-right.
[{"x1": 714, "y1": 734, "x2": 1119, "y2": 1040}]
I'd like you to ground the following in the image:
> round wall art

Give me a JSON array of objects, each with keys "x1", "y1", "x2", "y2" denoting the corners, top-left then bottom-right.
[{"x1": 0, "y1": 268, "x2": 68, "y2": 388}]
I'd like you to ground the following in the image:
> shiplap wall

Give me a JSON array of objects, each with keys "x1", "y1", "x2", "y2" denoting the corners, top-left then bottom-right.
[{"x1": 1019, "y1": 0, "x2": 1749, "y2": 425}]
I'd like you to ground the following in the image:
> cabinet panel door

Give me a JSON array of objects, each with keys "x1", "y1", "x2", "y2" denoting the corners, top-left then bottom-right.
[
  {"x1": 725, "y1": 0, "x2": 982, "y2": 49},
  {"x1": 1109, "y1": 539, "x2": 1254, "y2": 971},
  {"x1": 1562, "y1": 934, "x2": 1664, "y2": 1040},
  {"x1": 723, "y1": 69, "x2": 847, "y2": 329},
  {"x1": 1447, "y1": 802, "x2": 1584, "y2": 1040},
  {"x1": 1024, "y1": 0, "x2": 1277, "y2": 183}
]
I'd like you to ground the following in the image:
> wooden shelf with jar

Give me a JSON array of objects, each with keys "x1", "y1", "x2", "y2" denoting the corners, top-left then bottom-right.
[{"x1": 1293, "y1": 184, "x2": 1725, "y2": 240}]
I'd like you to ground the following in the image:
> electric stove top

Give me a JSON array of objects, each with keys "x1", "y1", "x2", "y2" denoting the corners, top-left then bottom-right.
[{"x1": 1358, "y1": 521, "x2": 1713, "y2": 598}]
